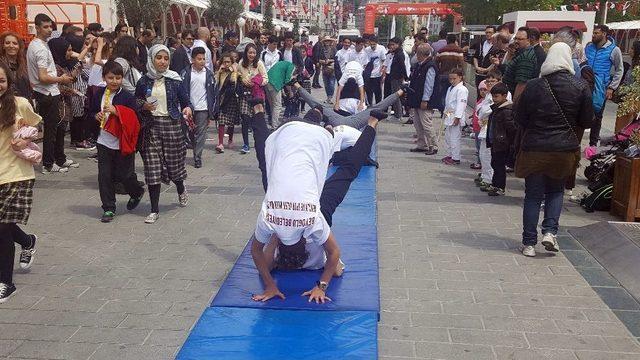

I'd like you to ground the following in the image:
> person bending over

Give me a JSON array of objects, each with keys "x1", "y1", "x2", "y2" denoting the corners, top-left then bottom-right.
[
  {"x1": 334, "y1": 61, "x2": 366, "y2": 115},
  {"x1": 250, "y1": 108, "x2": 388, "y2": 304}
]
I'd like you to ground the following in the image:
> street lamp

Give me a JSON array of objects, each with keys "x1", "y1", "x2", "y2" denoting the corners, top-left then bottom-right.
[{"x1": 237, "y1": 17, "x2": 246, "y2": 40}]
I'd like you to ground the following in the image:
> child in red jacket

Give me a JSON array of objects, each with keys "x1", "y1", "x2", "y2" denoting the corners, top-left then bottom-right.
[{"x1": 88, "y1": 61, "x2": 145, "y2": 223}]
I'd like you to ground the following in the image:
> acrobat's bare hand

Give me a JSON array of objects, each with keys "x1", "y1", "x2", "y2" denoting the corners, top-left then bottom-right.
[
  {"x1": 252, "y1": 286, "x2": 285, "y2": 302},
  {"x1": 302, "y1": 287, "x2": 332, "y2": 304}
]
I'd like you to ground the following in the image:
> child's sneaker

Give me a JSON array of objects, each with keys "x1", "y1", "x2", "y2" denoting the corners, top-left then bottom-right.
[
  {"x1": 240, "y1": 144, "x2": 250, "y2": 154},
  {"x1": 443, "y1": 158, "x2": 460, "y2": 165},
  {"x1": 19, "y1": 234, "x2": 37, "y2": 270},
  {"x1": 0, "y1": 283, "x2": 16, "y2": 303},
  {"x1": 215, "y1": 144, "x2": 225, "y2": 153},
  {"x1": 488, "y1": 187, "x2": 505, "y2": 196},
  {"x1": 470, "y1": 162, "x2": 482, "y2": 170},
  {"x1": 101, "y1": 211, "x2": 115, "y2": 223},
  {"x1": 42, "y1": 164, "x2": 69, "y2": 174}
]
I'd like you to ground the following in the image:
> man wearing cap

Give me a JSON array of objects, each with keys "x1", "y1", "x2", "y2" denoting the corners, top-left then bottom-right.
[
  {"x1": 318, "y1": 36, "x2": 337, "y2": 104},
  {"x1": 192, "y1": 27, "x2": 213, "y2": 72},
  {"x1": 250, "y1": 106, "x2": 388, "y2": 304}
]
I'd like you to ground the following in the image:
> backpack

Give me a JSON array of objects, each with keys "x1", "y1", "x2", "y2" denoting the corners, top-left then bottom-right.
[{"x1": 580, "y1": 184, "x2": 613, "y2": 212}]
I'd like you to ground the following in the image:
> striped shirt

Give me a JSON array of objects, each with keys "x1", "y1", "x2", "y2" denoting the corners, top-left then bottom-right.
[{"x1": 502, "y1": 47, "x2": 537, "y2": 93}]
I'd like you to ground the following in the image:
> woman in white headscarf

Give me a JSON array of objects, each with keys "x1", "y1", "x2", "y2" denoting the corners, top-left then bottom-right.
[
  {"x1": 514, "y1": 42, "x2": 593, "y2": 258},
  {"x1": 135, "y1": 44, "x2": 193, "y2": 224}
]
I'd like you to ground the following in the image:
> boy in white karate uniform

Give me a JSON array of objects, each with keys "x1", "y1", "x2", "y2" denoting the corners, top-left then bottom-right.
[{"x1": 442, "y1": 68, "x2": 468, "y2": 165}]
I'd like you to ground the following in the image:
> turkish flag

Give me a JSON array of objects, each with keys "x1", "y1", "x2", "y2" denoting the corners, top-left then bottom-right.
[
  {"x1": 324, "y1": 3, "x2": 329, "y2": 15},
  {"x1": 250, "y1": 0, "x2": 260, "y2": 8}
]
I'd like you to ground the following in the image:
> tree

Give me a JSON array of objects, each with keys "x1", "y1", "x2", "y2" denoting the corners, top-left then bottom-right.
[
  {"x1": 441, "y1": 0, "x2": 563, "y2": 25},
  {"x1": 116, "y1": 0, "x2": 169, "y2": 31},
  {"x1": 208, "y1": 0, "x2": 244, "y2": 29},
  {"x1": 263, "y1": 0, "x2": 274, "y2": 33}
]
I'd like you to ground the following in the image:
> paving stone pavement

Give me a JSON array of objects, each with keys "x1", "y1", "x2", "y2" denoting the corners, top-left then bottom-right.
[
  {"x1": 376, "y1": 115, "x2": 640, "y2": 359},
  {"x1": 1, "y1": 88, "x2": 638, "y2": 360}
]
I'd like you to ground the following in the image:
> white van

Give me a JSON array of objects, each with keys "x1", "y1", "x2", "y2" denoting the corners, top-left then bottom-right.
[{"x1": 337, "y1": 29, "x2": 361, "y2": 43}]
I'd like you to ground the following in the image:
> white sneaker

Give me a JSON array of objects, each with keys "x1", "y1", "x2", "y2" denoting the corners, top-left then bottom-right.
[
  {"x1": 521, "y1": 245, "x2": 536, "y2": 257},
  {"x1": 144, "y1": 213, "x2": 159, "y2": 224},
  {"x1": 178, "y1": 191, "x2": 188, "y2": 207},
  {"x1": 541, "y1": 233, "x2": 559, "y2": 252},
  {"x1": 61, "y1": 159, "x2": 79, "y2": 168},
  {"x1": 42, "y1": 164, "x2": 69, "y2": 174}
]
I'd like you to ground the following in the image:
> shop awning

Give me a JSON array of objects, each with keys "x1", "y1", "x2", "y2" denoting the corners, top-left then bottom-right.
[
  {"x1": 241, "y1": 11, "x2": 293, "y2": 30},
  {"x1": 525, "y1": 20, "x2": 587, "y2": 33}
]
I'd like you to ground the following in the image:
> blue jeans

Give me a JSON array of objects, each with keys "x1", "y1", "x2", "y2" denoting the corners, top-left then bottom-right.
[
  {"x1": 522, "y1": 174, "x2": 565, "y2": 246},
  {"x1": 322, "y1": 73, "x2": 335, "y2": 99}
]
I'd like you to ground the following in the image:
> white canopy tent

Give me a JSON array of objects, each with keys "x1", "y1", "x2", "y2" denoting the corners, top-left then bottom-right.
[
  {"x1": 607, "y1": 20, "x2": 640, "y2": 54},
  {"x1": 608, "y1": 20, "x2": 640, "y2": 30}
]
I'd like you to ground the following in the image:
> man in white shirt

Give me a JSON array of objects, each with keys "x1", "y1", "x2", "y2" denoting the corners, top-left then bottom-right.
[
  {"x1": 250, "y1": 107, "x2": 387, "y2": 304},
  {"x1": 350, "y1": 37, "x2": 369, "y2": 68},
  {"x1": 27, "y1": 13, "x2": 75, "y2": 174},
  {"x1": 261, "y1": 36, "x2": 281, "y2": 72},
  {"x1": 364, "y1": 35, "x2": 386, "y2": 105},
  {"x1": 335, "y1": 38, "x2": 354, "y2": 81},
  {"x1": 192, "y1": 27, "x2": 213, "y2": 72},
  {"x1": 442, "y1": 68, "x2": 468, "y2": 165}
]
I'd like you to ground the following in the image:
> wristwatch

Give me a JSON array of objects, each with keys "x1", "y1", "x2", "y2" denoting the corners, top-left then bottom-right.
[{"x1": 316, "y1": 281, "x2": 328, "y2": 291}]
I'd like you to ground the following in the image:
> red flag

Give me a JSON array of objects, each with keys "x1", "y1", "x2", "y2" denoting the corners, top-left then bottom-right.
[
  {"x1": 250, "y1": 0, "x2": 260, "y2": 8},
  {"x1": 323, "y1": 3, "x2": 329, "y2": 15},
  {"x1": 573, "y1": 4, "x2": 580, "y2": 11}
]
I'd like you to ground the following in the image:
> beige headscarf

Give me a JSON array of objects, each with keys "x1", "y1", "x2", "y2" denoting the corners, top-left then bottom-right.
[{"x1": 540, "y1": 42, "x2": 575, "y2": 77}]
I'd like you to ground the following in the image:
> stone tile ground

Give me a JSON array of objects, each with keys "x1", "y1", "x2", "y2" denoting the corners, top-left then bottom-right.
[{"x1": 1, "y1": 89, "x2": 638, "y2": 359}]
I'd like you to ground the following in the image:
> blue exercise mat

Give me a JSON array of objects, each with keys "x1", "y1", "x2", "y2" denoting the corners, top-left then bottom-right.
[
  {"x1": 177, "y1": 307, "x2": 378, "y2": 360},
  {"x1": 211, "y1": 164, "x2": 379, "y2": 312}
]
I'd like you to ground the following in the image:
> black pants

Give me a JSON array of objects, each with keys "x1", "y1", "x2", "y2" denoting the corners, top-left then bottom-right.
[
  {"x1": 34, "y1": 93, "x2": 66, "y2": 168},
  {"x1": 365, "y1": 77, "x2": 382, "y2": 105},
  {"x1": 491, "y1": 150, "x2": 508, "y2": 190},
  {"x1": 0, "y1": 223, "x2": 31, "y2": 285},
  {"x1": 320, "y1": 125, "x2": 376, "y2": 227},
  {"x1": 590, "y1": 103, "x2": 606, "y2": 146},
  {"x1": 70, "y1": 116, "x2": 84, "y2": 143},
  {"x1": 97, "y1": 144, "x2": 144, "y2": 212},
  {"x1": 312, "y1": 63, "x2": 321, "y2": 87},
  {"x1": 248, "y1": 112, "x2": 270, "y2": 192}
]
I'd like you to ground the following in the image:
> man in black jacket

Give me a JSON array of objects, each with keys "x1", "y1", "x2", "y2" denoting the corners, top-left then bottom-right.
[
  {"x1": 312, "y1": 39, "x2": 323, "y2": 88},
  {"x1": 170, "y1": 30, "x2": 195, "y2": 75},
  {"x1": 385, "y1": 37, "x2": 409, "y2": 121},
  {"x1": 136, "y1": 29, "x2": 155, "y2": 73},
  {"x1": 281, "y1": 32, "x2": 304, "y2": 73}
]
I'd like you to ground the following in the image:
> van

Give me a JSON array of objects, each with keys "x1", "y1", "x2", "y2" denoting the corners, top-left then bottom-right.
[{"x1": 337, "y1": 29, "x2": 361, "y2": 43}]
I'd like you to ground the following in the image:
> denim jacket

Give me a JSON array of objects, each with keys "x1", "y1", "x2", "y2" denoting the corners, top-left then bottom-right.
[
  {"x1": 135, "y1": 75, "x2": 191, "y2": 121},
  {"x1": 181, "y1": 65, "x2": 217, "y2": 119}
]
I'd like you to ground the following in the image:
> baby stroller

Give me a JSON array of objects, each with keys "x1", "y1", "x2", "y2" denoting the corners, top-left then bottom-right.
[{"x1": 583, "y1": 116, "x2": 638, "y2": 191}]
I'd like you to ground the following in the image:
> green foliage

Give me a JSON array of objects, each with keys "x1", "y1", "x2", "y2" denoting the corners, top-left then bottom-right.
[
  {"x1": 208, "y1": 0, "x2": 244, "y2": 29},
  {"x1": 617, "y1": 66, "x2": 640, "y2": 118},
  {"x1": 263, "y1": 0, "x2": 274, "y2": 32},
  {"x1": 375, "y1": 15, "x2": 410, "y2": 40},
  {"x1": 292, "y1": 20, "x2": 300, "y2": 41},
  {"x1": 116, "y1": 0, "x2": 169, "y2": 30}
]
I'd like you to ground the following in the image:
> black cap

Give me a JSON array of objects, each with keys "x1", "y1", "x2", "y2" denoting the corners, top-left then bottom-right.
[{"x1": 88, "y1": 23, "x2": 103, "y2": 32}]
